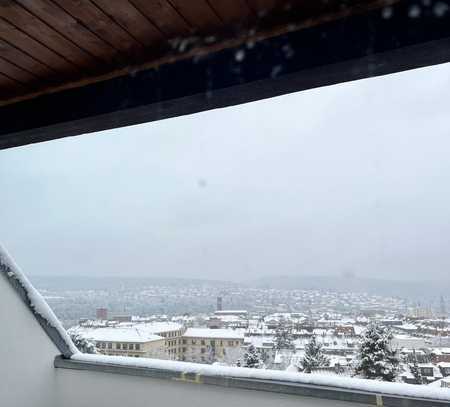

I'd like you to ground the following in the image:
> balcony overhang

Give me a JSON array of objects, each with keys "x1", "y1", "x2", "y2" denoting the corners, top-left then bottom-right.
[{"x1": 1, "y1": 0, "x2": 450, "y2": 149}]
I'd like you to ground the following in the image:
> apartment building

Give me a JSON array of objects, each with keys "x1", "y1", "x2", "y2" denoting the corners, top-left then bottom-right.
[
  {"x1": 148, "y1": 322, "x2": 186, "y2": 360},
  {"x1": 71, "y1": 322, "x2": 185, "y2": 360},
  {"x1": 82, "y1": 327, "x2": 165, "y2": 358},
  {"x1": 432, "y1": 348, "x2": 450, "y2": 363},
  {"x1": 181, "y1": 328, "x2": 244, "y2": 364}
]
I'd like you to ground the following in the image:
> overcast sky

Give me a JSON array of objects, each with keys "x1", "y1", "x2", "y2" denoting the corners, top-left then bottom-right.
[{"x1": 1, "y1": 63, "x2": 450, "y2": 282}]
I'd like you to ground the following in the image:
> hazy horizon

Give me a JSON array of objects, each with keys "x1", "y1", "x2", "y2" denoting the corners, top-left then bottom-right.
[
  {"x1": 27, "y1": 272, "x2": 448, "y2": 284},
  {"x1": 2, "y1": 62, "x2": 450, "y2": 283}
]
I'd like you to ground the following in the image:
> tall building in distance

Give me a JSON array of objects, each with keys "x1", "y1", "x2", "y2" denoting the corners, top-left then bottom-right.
[
  {"x1": 96, "y1": 308, "x2": 108, "y2": 320},
  {"x1": 217, "y1": 296, "x2": 223, "y2": 311},
  {"x1": 440, "y1": 295, "x2": 447, "y2": 318}
]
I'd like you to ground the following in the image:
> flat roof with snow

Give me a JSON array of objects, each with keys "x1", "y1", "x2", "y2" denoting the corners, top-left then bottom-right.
[
  {"x1": 183, "y1": 328, "x2": 244, "y2": 340},
  {"x1": 72, "y1": 327, "x2": 164, "y2": 343}
]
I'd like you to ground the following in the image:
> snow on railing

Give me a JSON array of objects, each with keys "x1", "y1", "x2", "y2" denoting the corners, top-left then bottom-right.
[
  {"x1": 0, "y1": 244, "x2": 78, "y2": 357},
  {"x1": 71, "y1": 353, "x2": 450, "y2": 402}
]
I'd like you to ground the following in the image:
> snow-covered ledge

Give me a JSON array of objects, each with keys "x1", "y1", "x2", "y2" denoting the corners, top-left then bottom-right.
[
  {"x1": 0, "y1": 245, "x2": 78, "y2": 357},
  {"x1": 54, "y1": 354, "x2": 450, "y2": 407}
]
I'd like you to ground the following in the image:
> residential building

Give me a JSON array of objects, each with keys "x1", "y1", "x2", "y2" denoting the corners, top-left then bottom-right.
[
  {"x1": 181, "y1": 328, "x2": 244, "y2": 364},
  {"x1": 96, "y1": 308, "x2": 108, "y2": 320},
  {"x1": 76, "y1": 327, "x2": 165, "y2": 358},
  {"x1": 70, "y1": 322, "x2": 185, "y2": 360},
  {"x1": 432, "y1": 348, "x2": 450, "y2": 363}
]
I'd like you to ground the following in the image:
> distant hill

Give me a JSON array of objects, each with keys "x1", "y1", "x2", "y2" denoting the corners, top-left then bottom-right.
[
  {"x1": 30, "y1": 275, "x2": 237, "y2": 291},
  {"x1": 249, "y1": 274, "x2": 448, "y2": 300},
  {"x1": 29, "y1": 274, "x2": 448, "y2": 301}
]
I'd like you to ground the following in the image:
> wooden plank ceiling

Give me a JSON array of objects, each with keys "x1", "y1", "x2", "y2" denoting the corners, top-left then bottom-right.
[{"x1": 0, "y1": 0, "x2": 393, "y2": 105}]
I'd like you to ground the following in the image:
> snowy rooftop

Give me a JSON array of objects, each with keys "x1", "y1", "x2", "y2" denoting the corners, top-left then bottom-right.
[
  {"x1": 211, "y1": 315, "x2": 247, "y2": 322},
  {"x1": 395, "y1": 324, "x2": 418, "y2": 330},
  {"x1": 432, "y1": 348, "x2": 450, "y2": 355},
  {"x1": 244, "y1": 336, "x2": 274, "y2": 348},
  {"x1": 70, "y1": 321, "x2": 184, "y2": 343},
  {"x1": 70, "y1": 326, "x2": 164, "y2": 343},
  {"x1": 183, "y1": 328, "x2": 244, "y2": 340},
  {"x1": 428, "y1": 376, "x2": 450, "y2": 387},
  {"x1": 214, "y1": 310, "x2": 248, "y2": 315}
]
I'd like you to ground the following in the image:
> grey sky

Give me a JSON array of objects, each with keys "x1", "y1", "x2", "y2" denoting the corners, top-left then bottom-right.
[{"x1": 1, "y1": 63, "x2": 450, "y2": 282}]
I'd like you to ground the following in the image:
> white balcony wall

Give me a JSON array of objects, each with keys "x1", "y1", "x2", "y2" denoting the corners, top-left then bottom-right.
[
  {"x1": 54, "y1": 367, "x2": 363, "y2": 407},
  {"x1": 0, "y1": 275, "x2": 59, "y2": 407}
]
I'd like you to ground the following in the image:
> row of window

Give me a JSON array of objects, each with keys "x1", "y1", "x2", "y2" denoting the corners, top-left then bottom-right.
[
  {"x1": 182, "y1": 339, "x2": 240, "y2": 346},
  {"x1": 97, "y1": 342, "x2": 141, "y2": 351},
  {"x1": 159, "y1": 330, "x2": 183, "y2": 338},
  {"x1": 97, "y1": 340, "x2": 239, "y2": 351}
]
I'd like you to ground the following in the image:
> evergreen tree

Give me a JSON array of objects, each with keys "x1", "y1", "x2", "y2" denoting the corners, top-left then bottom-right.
[
  {"x1": 273, "y1": 319, "x2": 294, "y2": 351},
  {"x1": 355, "y1": 323, "x2": 399, "y2": 381},
  {"x1": 70, "y1": 333, "x2": 97, "y2": 354},
  {"x1": 409, "y1": 350, "x2": 423, "y2": 385},
  {"x1": 243, "y1": 344, "x2": 262, "y2": 368},
  {"x1": 301, "y1": 335, "x2": 329, "y2": 373}
]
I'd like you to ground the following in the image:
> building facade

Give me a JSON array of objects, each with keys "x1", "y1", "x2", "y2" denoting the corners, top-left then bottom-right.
[{"x1": 181, "y1": 328, "x2": 244, "y2": 364}]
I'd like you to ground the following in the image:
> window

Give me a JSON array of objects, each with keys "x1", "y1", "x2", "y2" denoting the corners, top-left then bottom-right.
[
  {"x1": 129, "y1": 344, "x2": 134, "y2": 350},
  {"x1": 108, "y1": 343, "x2": 112, "y2": 349},
  {"x1": 115, "y1": 343, "x2": 120, "y2": 350},
  {"x1": 201, "y1": 348, "x2": 205, "y2": 354},
  {"x1": 122, "y1": 344, "x2": 127, "y2": 350},
  {"x1": 201, "y1": 340, "x2": 205, "y2": 346},
  {"x1": 135, "y1": 344, "x2": 141, "y2": 351},
  {"x1": 182, "y1": 339, "x2": 187, "y2": 345}
]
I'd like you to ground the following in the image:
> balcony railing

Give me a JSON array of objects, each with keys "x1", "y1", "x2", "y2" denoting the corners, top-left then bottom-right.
[{"x1": 53, "y1": 353, "x2": 450, "y2": 407}]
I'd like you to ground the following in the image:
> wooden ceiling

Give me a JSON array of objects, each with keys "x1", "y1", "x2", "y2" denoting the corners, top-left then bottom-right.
[{"x1": 0, "y1": 0, "x2": 395, "y2": 105}]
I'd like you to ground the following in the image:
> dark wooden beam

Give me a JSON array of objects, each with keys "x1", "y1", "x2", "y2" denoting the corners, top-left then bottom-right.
[{"x1": 1, "y1": 0, "x2": 450, "y2": 150}]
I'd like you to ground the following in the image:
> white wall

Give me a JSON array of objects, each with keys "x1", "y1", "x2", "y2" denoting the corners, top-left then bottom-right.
[
  {"x1": 54, "y1": 368, "x2": 365, "y2": 407},
  {"x1": 0, "y1": 275, "x2": 59, "y2": 407}
]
